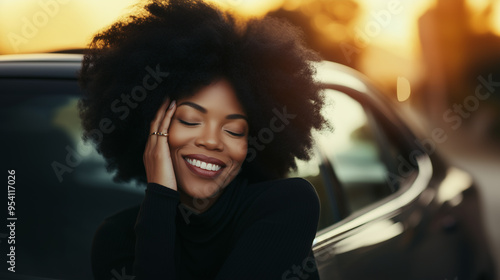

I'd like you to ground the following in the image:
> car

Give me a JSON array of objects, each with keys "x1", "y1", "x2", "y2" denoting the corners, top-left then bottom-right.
[
  {"x1": 0, "y1": 53, "x2": 496, "y2": 280},
  {"x1": 292, "y1": 61, "x2": 496, "y2": 280}
]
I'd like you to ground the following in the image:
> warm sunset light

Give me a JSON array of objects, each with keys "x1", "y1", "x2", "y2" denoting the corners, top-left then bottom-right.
[
  {"x1": 0, "y1": 0, "x2": 138, "y2": 54},
  {"x1": 397, "y1": 76, "x2": 411, "y2": 102},
  {"x1": 0, "y1": 0, "x2": 282, "y2": 54},
  {"x1": 207, "y1": 0, "x2": 283, "y2": 16},
  {"x1": 2, "y1": 0, "x2": 500, "y2": 94},
  {"x1": 2, "y1": 0, "x2": 500, "y2": 56}
]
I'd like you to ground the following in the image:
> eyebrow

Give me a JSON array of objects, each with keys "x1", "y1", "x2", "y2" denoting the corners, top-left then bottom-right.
[{"x1": 178, "y1": 101, "x2": 248, "y2": 121}]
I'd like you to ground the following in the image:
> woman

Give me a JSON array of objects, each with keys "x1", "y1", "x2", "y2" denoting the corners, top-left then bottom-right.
[{"x1": 79, "y1": 0, "x2": 328, "y2": 279}]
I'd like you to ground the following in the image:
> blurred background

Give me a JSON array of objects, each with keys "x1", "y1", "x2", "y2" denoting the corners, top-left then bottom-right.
[
  {"x1": 2, "y1": 0, "x2": 500, "y2": 142},
  {"x1": 1, "y1": 0, "x2": 499, "y2": 272}
]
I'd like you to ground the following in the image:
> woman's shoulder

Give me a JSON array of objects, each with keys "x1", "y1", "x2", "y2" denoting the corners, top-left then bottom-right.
[
  {"x1": 93, "y1": 205, "x2": 140, "y2": 248},
  {"x1": 97, "y1": 204, "x2": 141, "y2": 234},
  {"x1": 250, "y1": 177, "x2": 318, "y2": 200},
  {"x1": 243, "y1": 177, "x2": 320, "y2": 216},
  {"x1": 231, "y1": 177, "x2": 320, "y2": 241},
  {"x1": 91, "y1": 205, "x2": 140, "y2": 278}
]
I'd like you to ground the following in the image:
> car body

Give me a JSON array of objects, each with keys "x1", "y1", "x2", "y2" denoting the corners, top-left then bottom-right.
[{"x1": 0, "y1": 54, "x2": 496, "y2": 280}]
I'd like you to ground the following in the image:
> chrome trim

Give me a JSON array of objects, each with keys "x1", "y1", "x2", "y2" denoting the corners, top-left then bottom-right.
[
  {"x1": 0, "y1": 53, "x2": 83, "y2": 62},
  {"x1": 313, "y1": 154, "x2": 433, "y2": 249}
]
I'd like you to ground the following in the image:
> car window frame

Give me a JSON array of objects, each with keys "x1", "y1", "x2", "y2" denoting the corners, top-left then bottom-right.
[{"x1": 312, "y1": 83, "x2": 434, "y2": 249}]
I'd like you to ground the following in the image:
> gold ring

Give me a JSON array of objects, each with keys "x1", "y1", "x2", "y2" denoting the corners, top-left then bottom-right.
[{"x1": 151, "y1": 131, "x2": 169, "y2": 137}]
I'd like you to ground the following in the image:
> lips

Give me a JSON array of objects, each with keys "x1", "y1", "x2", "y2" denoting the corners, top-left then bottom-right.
[{"x1": 183, "y1": 154, "x2": 226, "y2": 179}]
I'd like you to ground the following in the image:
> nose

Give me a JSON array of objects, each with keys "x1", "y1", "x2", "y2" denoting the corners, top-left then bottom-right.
[{"x1": 194, "y1": 124, "x2": 224, "y2": 151}]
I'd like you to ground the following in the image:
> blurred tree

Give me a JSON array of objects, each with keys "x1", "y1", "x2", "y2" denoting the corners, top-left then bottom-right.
[
  {"x1": 266, "y1": 0, "x2": 361, "y2": 67},
  {"x1": 418, "y1": 0, "x2": 500, "y2": 139}
]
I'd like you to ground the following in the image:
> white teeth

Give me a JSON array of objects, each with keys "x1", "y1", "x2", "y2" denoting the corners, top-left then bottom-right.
[{"x1": 186, "y1": 158, "x2": 221, "y2": 172}]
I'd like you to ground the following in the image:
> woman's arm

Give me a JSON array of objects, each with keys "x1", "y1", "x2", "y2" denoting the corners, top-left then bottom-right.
[
  {"x1": 133, "y1": 183, "x2": 180, "y2": 279},
  {"x1": 90, "y1": 184, "x2": 179, "y2": 280},
  {"x1": 134, "y1": 98, "x2": 180, "y2": 279}
]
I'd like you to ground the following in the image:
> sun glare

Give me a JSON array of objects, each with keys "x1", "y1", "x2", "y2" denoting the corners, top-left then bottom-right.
[
  {"x1": 0, "y1": 0, "x2": 138, "y2": 54},
  {"x1": 208, "y1": 0, "x2": 283, "y2": 16},
  {"x1": 0, "y1": 0, "x2": 285, "y2": 54},
  {"x1": 1, "y1": 0, "x2": 500, "y2": 68}
]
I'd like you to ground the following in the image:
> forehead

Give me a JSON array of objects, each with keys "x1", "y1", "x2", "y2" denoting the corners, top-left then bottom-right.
[{"x1": 178, "y1": 78, "x2": 245, "y2": 115}]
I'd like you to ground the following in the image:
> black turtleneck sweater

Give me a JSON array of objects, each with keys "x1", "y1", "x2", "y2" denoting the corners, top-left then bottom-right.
[{"x1": 91, "y1": 177, "x2": 320, "y2": 279}]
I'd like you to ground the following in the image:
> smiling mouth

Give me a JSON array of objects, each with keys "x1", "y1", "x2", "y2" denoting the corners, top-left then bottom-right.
[
  {"x1": 185, "y1": 158, "x2": 222, "y2": 171},
  {"x1": 183, "y1": 156, "x2": 226, "y2": 179}
]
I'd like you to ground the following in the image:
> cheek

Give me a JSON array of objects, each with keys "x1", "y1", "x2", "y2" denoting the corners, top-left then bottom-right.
[
  {"x1": 167, "y1": 123, "x2": 191, "y2": 150},
  {"x1": 229, "y1": 139, "x2": 248, "y2": 164}
]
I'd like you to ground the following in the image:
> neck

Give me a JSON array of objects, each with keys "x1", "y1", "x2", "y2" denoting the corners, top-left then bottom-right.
[{"x1": 178, "y1": 187, "x2": 224, "y2": 214}]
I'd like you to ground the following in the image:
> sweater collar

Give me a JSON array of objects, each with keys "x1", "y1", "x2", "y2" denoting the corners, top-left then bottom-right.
[{"x1": 176, "y1": 176, "x2": 247, "y2": 241}]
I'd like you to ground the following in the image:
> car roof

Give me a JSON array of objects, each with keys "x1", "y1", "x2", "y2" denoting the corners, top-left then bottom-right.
[
  {"x1": 0, "y1": 53, "x2": 373, "y2": 92},
  {"x1": 0, "y1": 53, "x2": 83, "y2": 79},
  {"x1": 313, "y1": 60, "x2": 372, "y2": 94}
]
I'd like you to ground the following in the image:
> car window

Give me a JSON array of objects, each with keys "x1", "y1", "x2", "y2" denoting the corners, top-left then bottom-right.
[
  {"x1": 289, "y1": 89, "x2": 417, "y2": 231},
  {"x1": 0, "y1": 79, "x2": 144, "y2": 280}
]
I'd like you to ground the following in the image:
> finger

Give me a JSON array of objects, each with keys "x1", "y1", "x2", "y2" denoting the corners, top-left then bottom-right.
[
  {"x1": 148, "y1": 97, "x2": 171, "y2": 149},
  {"x1": 150, "y1": 97, "x2": 170, "y2": 133},
  {"x1": 157, "y1": 100, "x2": 177, "y2": 141},
  {"x1": 151, "y1": 100, "x2": 176, "y2": 163}
]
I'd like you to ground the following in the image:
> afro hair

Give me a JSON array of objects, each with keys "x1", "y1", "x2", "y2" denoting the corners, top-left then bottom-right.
[{"x1": 78, "y1": 0, "x2": 328, "y2": 185}]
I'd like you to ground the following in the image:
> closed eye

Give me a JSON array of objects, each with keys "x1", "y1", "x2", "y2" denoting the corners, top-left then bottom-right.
[
  {"x1": 225, "y1": 130, "x2": 245, "y2": 137},
  {"x1": 178, "y1": 119, "x2": 199, "y2": 126}
]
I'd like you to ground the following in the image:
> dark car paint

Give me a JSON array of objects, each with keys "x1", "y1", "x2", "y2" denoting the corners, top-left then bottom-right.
[
  {"x1": 311, "y1": 62, "x2": 495, "y2": 280},
  {"x1": 0, "y1": 54, "x2": 496, "y2": 280}
]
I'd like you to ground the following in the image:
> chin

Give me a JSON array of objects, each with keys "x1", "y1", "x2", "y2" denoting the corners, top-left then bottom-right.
[
  {"x1": 177, "y1": 176, "x2": 225, "y2": 199},
  {"x1": 176, "y1": 159, "x2": 241, "y2": 198}
]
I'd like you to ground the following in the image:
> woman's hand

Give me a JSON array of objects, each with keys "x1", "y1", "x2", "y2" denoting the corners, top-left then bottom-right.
[{"x1": 143, "y1": 98, "x2": 178, "y2": 191}]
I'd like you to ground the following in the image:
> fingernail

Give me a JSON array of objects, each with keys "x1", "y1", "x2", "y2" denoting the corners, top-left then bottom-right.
[{"x1": 169, "y1": 100, "x2": 176, "y2": 110}]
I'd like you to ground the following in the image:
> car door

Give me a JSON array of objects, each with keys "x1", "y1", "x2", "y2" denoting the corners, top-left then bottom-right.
[
  {"x1": 287, "y1": 85, "x2": 465, "y2": 279},
  {"x1": 0, "y1": 55, "x2": 145, "y2": 280}
]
